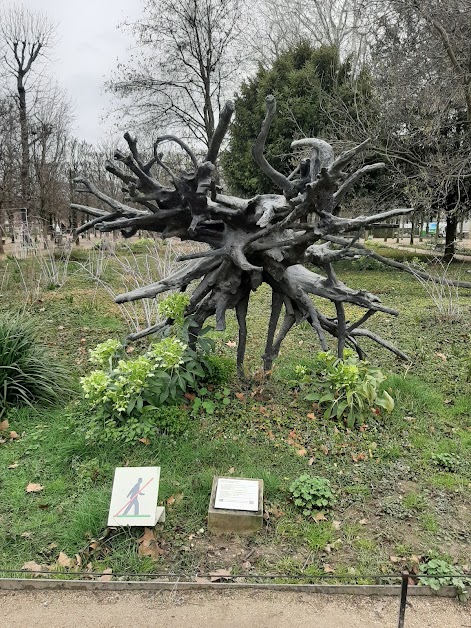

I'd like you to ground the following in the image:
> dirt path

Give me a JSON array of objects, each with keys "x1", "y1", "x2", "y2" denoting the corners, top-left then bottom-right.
[{"x1": 0, "y1": 590, "x2": 469, "y2": 628}]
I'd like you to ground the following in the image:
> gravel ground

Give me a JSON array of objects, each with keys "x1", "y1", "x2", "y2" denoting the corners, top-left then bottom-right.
[{"x1": 0, "y1": 590, "x2": 470, "y2": 628}]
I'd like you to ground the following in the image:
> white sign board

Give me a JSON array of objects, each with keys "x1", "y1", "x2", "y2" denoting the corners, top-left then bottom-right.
[
  {"x1": 108, "y1": 466, "x2": 165, "y2": 526},
  {"x1": 214, "y1": 478, "x2": 259, "y2": 512}
]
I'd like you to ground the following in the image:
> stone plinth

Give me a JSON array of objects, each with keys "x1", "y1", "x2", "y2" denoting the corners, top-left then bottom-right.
[{"x1": 207, "y1": 476, "x2": 263, "y2": 534}]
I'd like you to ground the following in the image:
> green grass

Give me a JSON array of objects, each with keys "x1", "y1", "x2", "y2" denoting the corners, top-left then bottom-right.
[{"x1": 0, "y1": 249, "x2": 470, "y2": 580}]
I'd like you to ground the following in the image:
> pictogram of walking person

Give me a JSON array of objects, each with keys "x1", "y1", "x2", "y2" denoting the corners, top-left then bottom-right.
[{"x1": 123, "y1": 478, "x2": 144, "y2": 515}]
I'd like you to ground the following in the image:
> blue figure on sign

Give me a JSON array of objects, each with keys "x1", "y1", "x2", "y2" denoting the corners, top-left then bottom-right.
[{"x1": 123, "y1": 478, "x2": 144, "y2": 515}]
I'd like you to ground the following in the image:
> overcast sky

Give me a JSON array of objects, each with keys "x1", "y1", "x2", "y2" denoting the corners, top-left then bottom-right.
[{"x1": 23, "y1": 0, "x2": 142, "y2": 144}]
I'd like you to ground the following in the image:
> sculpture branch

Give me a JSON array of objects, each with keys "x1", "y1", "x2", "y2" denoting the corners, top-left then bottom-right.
[{"x1": 71, "y1": 95, "x2": 469, "y2": 371}]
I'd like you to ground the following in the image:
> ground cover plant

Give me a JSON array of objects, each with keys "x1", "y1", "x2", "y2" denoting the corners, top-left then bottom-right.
[{"x1": 0, "y1": 243, "x2": 470, "y2": 590}]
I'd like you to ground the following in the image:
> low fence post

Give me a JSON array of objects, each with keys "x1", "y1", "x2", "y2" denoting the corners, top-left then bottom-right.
[{"x1": 397, "y1": 571, "x2": 409, "y2": 628}]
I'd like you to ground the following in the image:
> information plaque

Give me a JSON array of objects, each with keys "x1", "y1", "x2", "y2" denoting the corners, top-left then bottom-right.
[{"x1": 214, "y1": 478, "x2": 259, "y2": 511}]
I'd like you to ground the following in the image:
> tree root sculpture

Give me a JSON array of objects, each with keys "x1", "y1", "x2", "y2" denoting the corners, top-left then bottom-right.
[{"x1": 73, "y1": 96, "x2": 471, "y2": 375}]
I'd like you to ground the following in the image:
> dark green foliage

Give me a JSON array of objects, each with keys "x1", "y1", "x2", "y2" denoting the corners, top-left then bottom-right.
[
  {"x1": 77, "y1": 402, "x2": 192, "y2": 444},
  {"x1": 419, "y1": 558, "x2": 470, "y2": 601},
  {"x1": 222, "y1": 43, "x2": 372, "y2": 196},
  {"x1": 203, "y1": 355, "x2": 236, "y2": 385},
  {"x1": 289, "y1": 474, "x2": 336, "y2": 518},
  {"x1": 0, "y1": 313, "x2": 72, "y2": 416},
  {"x1": 430, "y1": 452, "x2": 460, "y2": 472}
]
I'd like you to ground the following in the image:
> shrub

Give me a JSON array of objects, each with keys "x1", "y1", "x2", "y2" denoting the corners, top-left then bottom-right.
[
  {"x1": 83, "y1": 404, "x2": 192, "y2": 444},
  {"x1": 204, "y1": 355, "x2": 236, "y2": 385},
  {"x1": 299, "y1": 350, "x2": 394, "y2": 428},
  {"x1": 289, "y1": 474, "x2": 336, "y2": 518},
  {"x1": 0, "y1": 313, "x2": 72, "y2": 416},
  {"x1": 80, "y1": 331, "x2": 213, "y2": 443}
]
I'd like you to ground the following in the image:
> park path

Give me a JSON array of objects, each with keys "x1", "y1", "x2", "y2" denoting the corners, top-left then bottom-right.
[{"x1": 0, "y1": 590, "x2": 469, "y2": 628}]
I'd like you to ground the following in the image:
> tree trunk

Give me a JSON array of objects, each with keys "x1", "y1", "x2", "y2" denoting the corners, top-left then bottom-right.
[
  {"x1": 17, "y1": 74, "x2": 30, "y2": 224},
  {"x1": 0, "y1": 208, "x2": 4, "y2": 255},
  {"x1": 444, "y1": 213, "x2": 457, "y2": 263},
  {"x1": 7, "y1": 211, "x2": 15, "y2": 243}
]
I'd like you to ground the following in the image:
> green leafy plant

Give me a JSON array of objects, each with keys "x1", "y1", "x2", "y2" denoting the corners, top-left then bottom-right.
[
  {"x1": 192, "y1": 386, "x2": 231, "y2": 416},
  {"x1": 300, "y1": 350, "x2": 394, "y2": 428},
  {"x1": 351, "y1": 256, "x2": 389, "y2": 272},
  {"x1": 419, "y1": 559, "x2": 470, "y2": 602},
  {"x1": 81, "y1": 403, "x2": 192, "y2": 444},
  {"x1": 158, "y1": 292, "x2": 190, "y2": 326},
  {"x1": 430, "y1": 452, "x2": 460, "y2": 472},
  {"x1": 289, "y1": 474, "x2": 336, "y2": 518},
  {"x1": 88, "y1": 338, "x2": 124, "y2": 368},
  {"x1": 80, "y1": 328, "x2": 213, "y2": 443},
  {"x1": 203, "y1": 355, "x2": 235, "y2": 385},
  {"x1": 0, "y1": 313, "x2": 72, "y2": 417}
]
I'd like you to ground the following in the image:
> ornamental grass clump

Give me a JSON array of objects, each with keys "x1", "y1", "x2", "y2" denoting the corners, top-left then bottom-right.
[{"x1": 0, "y1": 313, "x2": 72, "y2": 416}]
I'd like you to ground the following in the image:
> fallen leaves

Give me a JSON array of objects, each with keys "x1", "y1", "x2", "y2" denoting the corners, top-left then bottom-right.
[
  {"x1": 9, "y1": 431, "x2": 20, "y2": 440},
  {"x1": 22, "y1": 554, "x2": 114, "y2": 581},
  {"x1": 22, "y1": 561, "x2": 48, "y2": 575},
  {"x1": 138, "y1": 527, "x2": 164, "y2": 560},
  {"x1": 323, "y1": 563, "x2": 335, "y2": 573},
  {"x1": 57, "y1": 552, "x2": 74, "y2": 569},
  {"x1": 138, "y1": 437, "x2": 150, "y2": 445},
  {"x1": 8, "y1": 462, "x2": 18, "y2": 469},
  {"x1": 166, "y1": 493, "x2": 184, "y2": 507},
  {"x1": 435, "y1": 352, "x2": 447, "y2": 362},
  {"x1": 0, "y1": 419, "x2": 9, "y2": 432},
  {"x1": 99, "y1": 568, "x2": 113, "y2": 582},
  {"x1": 263, "y1": 504, "x2": 285, "y2": 521},
  {"x1": 313, "y1": 511, "x2": 327, "y2": 523},
  {"x1": 225, "y1": 340, "x2": 237, "y2": 348},
  {"x1": 209, "y1": 569, "x2": 232, "y2": 582},
  {"x1": 351, "y1": 452, "x2": 368, "y2": 463},
  {"x1": 235, "y1": 392, "x2": 246, "y2": 402},
  {"x1": 26, "y1": 483, "x2": 44, "y2": 493}
]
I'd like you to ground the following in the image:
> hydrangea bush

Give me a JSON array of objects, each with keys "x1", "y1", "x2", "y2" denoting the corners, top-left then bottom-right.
[{"x1": 80, "y1": 322, "x2": 214, "y2": 442}]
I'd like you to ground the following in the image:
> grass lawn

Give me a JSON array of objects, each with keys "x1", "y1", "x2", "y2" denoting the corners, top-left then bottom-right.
[{"x1": 0, "y1": 244, "x2": 470, "y2": 583}]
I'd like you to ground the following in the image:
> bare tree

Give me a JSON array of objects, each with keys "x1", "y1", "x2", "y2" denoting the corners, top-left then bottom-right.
[
  {"x1": 108, "y1": 0, "x2": 244, "y2": 147},
  {"x1": 30, "y1": 84, "x2": 72, "y2": 239},
  {"x1": 248, "y1": 0, "x2": 368, "y2": 69},
  {"x1": 358, "y1": 0, "x2": 471, "y2": 261},
  {"x1": 0, "y1": 95, "x2": 21, "y2": 246},
  {"x1": 0, "y1": 4, "x2": 56, "y2": 222}
]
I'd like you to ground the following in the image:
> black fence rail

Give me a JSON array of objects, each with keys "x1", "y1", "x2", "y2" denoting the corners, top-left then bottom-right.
[{"x1": 0, "y1": 568, "x2": 467, "y2": 628}]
